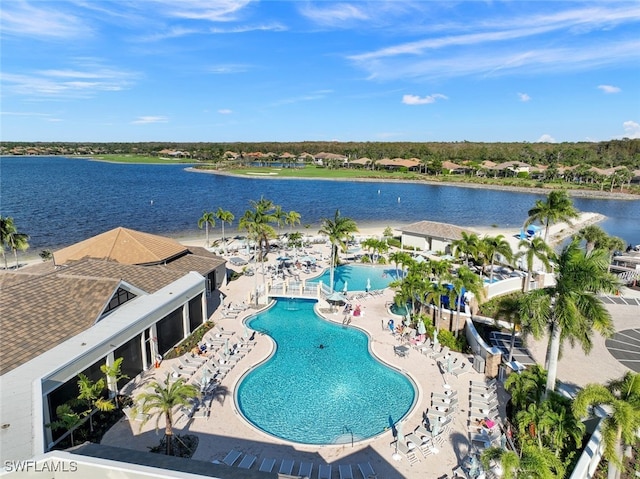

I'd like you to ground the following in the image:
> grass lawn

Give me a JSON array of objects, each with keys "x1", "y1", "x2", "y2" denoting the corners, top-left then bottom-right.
[{"x1": 91, "y1": 154, "x2": 195, "y2": 164}]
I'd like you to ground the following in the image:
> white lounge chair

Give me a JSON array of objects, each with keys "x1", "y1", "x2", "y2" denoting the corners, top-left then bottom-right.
[
  {"x1": 318, "y1": 464, "x2": 332, "y2": 479},
  {"x1": 222, "y1": 449, "x2": 242, "y2": 466},
  {"x1": 394, "y1": 440, "x2": 420, "y2": 465},
  {"x1": 298, "y1": 461, "x2": 313, "y2": 478},
  {"x1": 259, "y1": 458, "x2": 276, "y2": 472},
  {"x1": 238, "y1": 454, "x2": 256, "y2": 469},
  {"x1": 357, "y1": 462, "x2": 378, "y2": 479},
  {"x1": 279, "y1": 458, "x2": 294, "y2": 475},
  {"x1": 453, "y1": 362, "x2": 471, "y2": 377},
  {"x1": 339, "y1": 464, "x2": 354, "y2": 479}
]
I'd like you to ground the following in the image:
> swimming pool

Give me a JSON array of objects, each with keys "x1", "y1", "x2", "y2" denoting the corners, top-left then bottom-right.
[
  {"x1": 310, "y1": 264, "x2": 403, "y2": 292},
  {"x1": 236, "y1": 299, "x2": 416, "y2": 445}
]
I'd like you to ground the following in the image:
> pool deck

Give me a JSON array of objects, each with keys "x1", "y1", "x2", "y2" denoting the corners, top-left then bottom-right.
[{"x1": 101, "y1": 242, "x2": 640, "y2": 479}]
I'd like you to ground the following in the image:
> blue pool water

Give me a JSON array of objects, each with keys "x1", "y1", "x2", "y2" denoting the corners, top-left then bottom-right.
[
  {"x1": 310, "y1": 264, "x2": 403, "y2": 292},
  {"x1": 236, "y1": 299, "x2": 416, "y2": 445}
]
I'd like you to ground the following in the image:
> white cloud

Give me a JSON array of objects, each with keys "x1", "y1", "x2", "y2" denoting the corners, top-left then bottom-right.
[
  {"x1": 402, "y1": 94, "x2": 447, "y2": 105},
  {"x1": 131, "y1": 116, "x2": 168, "y2": 124},
  {"x1": 537, "y1": 134, "x2": 556, "y2": 143},
  {"x1": 518, "y1": 93, "x2": 531, "y2": 102},
  {"x1": 598, "y1": 84, "x2": 621, "y2": 94},
  {"x1": 1, "y1": 59, "x2": 138, "y2": 99},
  {"x1": 622, "y1": 120, "x2": 640, "y2": 139},
  {"x1": 298, "y1": 3, "x2": 369, "y2": 26},
  {"x1": 207, "y1": 64, "x2": 250, "y2": 74},
  {"x1": 151, "y1": 0, "x2": 254, "y2": 22},
  {"x1": 0, "y1": 1, "x2": 90, "y2": 38},
  {"x1": 218, "y1": 109, "x2": 232, "y2": 114}
]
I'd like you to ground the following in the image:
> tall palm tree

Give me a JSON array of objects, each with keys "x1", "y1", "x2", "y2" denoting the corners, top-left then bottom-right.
[
  {"x1": 273, "y1": 205, "x2": 285, "y2": 238},
  {"x1": 481, "y1": 444, "x2": 565, "y2": 479},
  {"x1": 480, "y1": 235, "x2": 513, "y2": 283},
  {"x1": 215, "y1": 207, "x2": 234, "y2": 254},
  {"x1": 318, "y1": 210, "x2": 358, "y2": 292},
  {"x1": 450, "y1": 265, "x2": 484, "y2": 337},
  {"x1": 572, "y1": 372, "x2": 640, "y2": 479},
  {"x1": 424, "y1": 279, "x2": 451, "y2": 332},
  {"x1": 239, "y1": 197, "x2": 277, "y2": 262},
  {"x1": 389, "y1": 250, "x2": 411, "y2": 280},
  {"x1": 0, "y1": 215, "x2": 16, "y2": 269},
  {"x1": 197, "y1": 211, "x2": 215, "y2": 247},
  {"x1": 451, "y1": 231, "x2": 480, "y2": 266},
  {"x1": 516, "y1": 237, "x2": 554, "y2": 292},
  {"x1": 136, "y1": 374, "x2": 199, "y2": 456},
  {"x1": 575, "y1": 224, "x2": 609, "y2": 254},
  {"x1": 505, "y1": 363, "x2": 547, "y2": 410},
  {"x1": 525, "y1": 190, "x2": 580, "y2": 243},
  {"x1": 524, "y1": 239, "x2": 621, "y2": 398},
  {"x1": 284, "y1": 210, "x2": 301, "y2": 258}
]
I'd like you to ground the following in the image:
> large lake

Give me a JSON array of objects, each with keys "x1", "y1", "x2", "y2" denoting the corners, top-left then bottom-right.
[{"x1": 1, "y1": 156, "x2": 638, "y2": 252}]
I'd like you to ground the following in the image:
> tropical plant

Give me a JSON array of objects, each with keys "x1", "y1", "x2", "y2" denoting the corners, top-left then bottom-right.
[
  {"x1": 135, "y1": 374, "x2": 199, "y2": 456},
  {"x1": 505, "y1": 363, "x2": 547, "y2": 410},
  {"x1": 388, "y1": 250, "x2": 412, "y2": 280},
  {"x1": 424, "y1": 279, "x2": 451, "y2": 331},
  {"x1": 481, "y1": 444, "x2": 565, "y2": 479},
  {"x1": 572, "y1": 372, "x2": 640, "y2": 478},
  {"x1": 284, "y1": 210, "x2": 301, "y2": 238},
  {"x1": 480, "y1": 234, "x2": 513, "y2": 282},
  {"x1": 575, "y1": 224, "x2": 609, "y2": 254},
  {"x1": 0, "y1": 216, "x2": 30, "y2": 269},
  {"x1": 450, "y1": 265, "x2": 484, "y2": 337},
  {"x1": 47, "y1": 403, "x2": 82, "y2": 447},
  {"x1": 525, "y1": 190, "x2": 580, "y2": 243},
  {"x1": 39, "y1": 249, "x2": 53, "y2": 262},
  {"x1": 318, "y1": 209, "x2": 358, "y2": 292},
  {"x1": 77, "y1": 374, "x2": 115, "y2": 432},
  {"x1": 516, "y1": 237, "x2": 555, "y2": 292},
  {"x1": 523, "y1": 239, "x2": 621, "y2": 397},
  {"x1": 273, "y1": 205, "x2": 285, "y2": 237},
  {"x1": 215, "y1": 207, "x2": 234, "y2": 254},
  {"x1": 100, "y1": 357, "x2": 129, "y2": 403},
  {"x1": 0, "y1": 215, "x2": 15, "y2": 269},
  {"x1": 197, "y1": 211, "x2": 215, "y2": 247}
]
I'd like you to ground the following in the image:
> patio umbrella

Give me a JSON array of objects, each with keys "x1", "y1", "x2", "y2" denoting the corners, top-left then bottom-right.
[
  {"x1": 243, "y1": 324, "x2": 249, "y2": 339},
  {"x1": 326, "y1": 291, "x2": 348, "y2": 304},
  {"x1": 446, "y1": 356, "x2": 453, "y2": 373},
  {"x1": 431, "y1": 418, "x2": 440, "y2": 438},
  {"x1": 342, "y1": 281, "x2": 348, "y2": 294},
  {"x1": 417, "y1": 320, "x2": 426, "y2": 335},
  {"x1": 277, "y1": 256, "x2": 291, "y2": 262},
  {"x1": 200, "y1": 369, "x2": 209, "y2": 391},
  {"x1": 366, "y1": 278, "x2": 371, "y2": 291},
  {"x1": 224, "y1": 338, "x2": 229, "y2": 358},
  {"x1": 433, "y1": 333, "x2": 440, "y2": 351},
  {"x1": 219, "y1": 292, "x2": 225, "y2": 308}
]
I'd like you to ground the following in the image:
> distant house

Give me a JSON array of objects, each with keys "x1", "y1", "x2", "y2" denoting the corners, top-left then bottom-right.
[
  {"x1": 400, "y1": 220, "x2": 478, "y2": 255},
  {"x1": 376, "y1": 158, "x2": 420, "y2": 171}
]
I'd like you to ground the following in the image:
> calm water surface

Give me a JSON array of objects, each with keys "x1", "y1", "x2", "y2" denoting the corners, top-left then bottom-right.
[{"x1": 1, "y1": 156, "x2": 638, "y2": 251}]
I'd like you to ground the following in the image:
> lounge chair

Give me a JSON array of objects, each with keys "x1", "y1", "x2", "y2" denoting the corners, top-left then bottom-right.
[
  {"x1": 279, "y1": 458, "x2": 295, "y2": 475},
  {"x1": 222, "y1": 449, "x2": 242, "y2": 466},
  {"x1": 432, "y1": 346, "x2": 451, "y2": 361},
  {"x1": 238, "y1": 454, "x2": 256, "y2": 469},
  {"x1": 318, "y1": 464, "x2": 332, "y2": 479},
  {"x1": 298, "y1": 461, "x2": 313, "y2": 478},
  {"x1": 357, "y1": 462, "x2": 378, "y2": 479},
  {"x1": 170, "y1": 364, "x2": 194, "y2": 379},
  {"x1": 394, "y1": 440, "x2": 420, "y2": 465},
  {"x1": 259, "y1": 458, "x2": 276, "y2": 472},
  {"x1": 453, "y1": 362, "x2": 471, "y2": 377},
  {"x1": 470, "y1": 378, "x2": 497, "y2": 389},
  {"x1": 339, "y1": 464, "x2": 354, "y2": 479}
]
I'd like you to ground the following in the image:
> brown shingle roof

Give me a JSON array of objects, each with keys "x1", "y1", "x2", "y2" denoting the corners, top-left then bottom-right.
[
  {"x1": 401, "y1": 221, "x2": 477, "y2": 241},
  {"x1": 54, "y1": 227, "x2": 188, "y2": 266}
]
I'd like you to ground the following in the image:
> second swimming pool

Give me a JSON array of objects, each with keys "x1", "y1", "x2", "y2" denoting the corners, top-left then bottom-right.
[{"x1": 236, "y1": 299, "x2": 416, "y2": 445}]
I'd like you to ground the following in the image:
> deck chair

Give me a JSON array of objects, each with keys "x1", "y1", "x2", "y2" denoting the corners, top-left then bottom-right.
[
  {"x1": 318, "y1": 464, "x2": 332, "y2": 479},
  {"x1": 339, "y1": 464, "x2": 354, "y2": 479},
  {"x1": 453, "y1": 362, "x2": 471, "y2": 377},
  {"x1": 279, "y1": 458, "x2": 295, "y2": 475},
  {"x1": 394, "y1": 440, "x2": 420, "y2": 465},
  {"x1": 258, "y1": 458, "x2": 276, "y2": 472},
  {"x1": 238, "y1": 454, "x2": 256, "y2": 469},
  {"x1": 222, "y1": 449, "x2": 242, "y2": 466},
  {"x1": 357, "y1": 462, "x2": 378, "y2": 479},
  {"x1": 298, "y1": 461, "x2": 313, "y2": 478}
]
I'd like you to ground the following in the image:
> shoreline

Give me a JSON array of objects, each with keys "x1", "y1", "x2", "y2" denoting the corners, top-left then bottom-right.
[{"x1": 187, "y1": 167, "x2": 640, "y2": 201}]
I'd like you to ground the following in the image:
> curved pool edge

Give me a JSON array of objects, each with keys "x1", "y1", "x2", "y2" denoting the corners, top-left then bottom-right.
[{"x1": 230, "y1": 298, "x2": 421, "y2": 448}]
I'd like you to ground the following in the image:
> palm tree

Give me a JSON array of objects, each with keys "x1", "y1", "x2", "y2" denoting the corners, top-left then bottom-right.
[
  {"x1": 136, "y1": 374, "x2": 199, "y2": 456},
  {"x1": 505, "y1": 363, "x2": 547, "y2": 410},
  {"x1": 284, "y1": 210, "x2": 301, "y2": 257},
  {"x1": 425, "y1": 279, "x2": 451, "y2": 332},
  {"x1": 572, "y1": 372, "x2": 640, "y2": 479},
  {"x1": 451, "y1": 231, "x2": 480, "y2": 266},
  {"x1": 516, "y1": 237, "x2": 554, "y2": 292},
  {"x1": 47, "y1": 404, "x2": 82, "y2": 447},
  {"x1": 215, "y1": 207, "x2": 234, "y2": 254},
  {"x1": 480, "y1": 235, "x2": 513, "y2": 283},
  {"x1": 389, "y1": 250, "x2": 411, "y2": 280},
  {"x1": 318, "y1": 210, "x2": 358, "y2": 292},
  {"x1": 525, "y1": 190, "x2": 579, "y2": 243},
  {"x1": 273, "y1": 205, "x2": 285, "y2": 238},
  {"x1": 197, "y1": 211, "x2": 215, "y2": 247},
  {"x1": 524, "y1": 239, "x2": 621, "y2": 397},
  {"x1": 239, "y1": 197, "x2": 277, "y2": 262},
  {"x1": 0, "y1": 215, "x2": 16, "y2": 269},
  {"x1": 450, "y1": 265, "x2": 484, "y2": 337},
  {"x1": 575, "y1": 224, "x2": 609, "y2": 254},
  {"x1": 481, "y1": 444, "x2": 565, "y2": 479},
  {"x1": 100, "y1": 357, "x2": 129, "y2": 404}
]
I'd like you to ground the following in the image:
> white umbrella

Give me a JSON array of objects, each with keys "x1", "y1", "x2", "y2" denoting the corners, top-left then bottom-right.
[
  {"x1": 200, "y1": 369, "x2": 209, "y2": 391},
  {"x1": 366, "y1": 278, "x2": 371, "y2": 291},
  {"x1": 243, "y1": 324, "x2": 249, "y2": 339},
  {"x1": 219, "y1": 292, "x2": 225, "y2": 308},
  {"x1": 417, "y1": 320, "x2": 426, "y2": 335},
  {"x1": 446, "y1": 356, "x2": 453, "y2": 373},
  {"x1": 342, "y1": 281, "x2": 348, "y2": 294},
  {"x1": 431, "y1": 419, "x2": 440, "y2": 438},
  {"x1": 224, "y1": 338, "x2": 229, "y2": 358}
]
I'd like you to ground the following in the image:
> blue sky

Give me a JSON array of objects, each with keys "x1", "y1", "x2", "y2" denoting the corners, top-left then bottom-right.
[{"x1": 1, "y1": 1, "x2": 639, "y2": 143}]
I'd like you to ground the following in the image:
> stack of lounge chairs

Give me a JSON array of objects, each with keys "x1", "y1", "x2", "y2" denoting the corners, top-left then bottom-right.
[{"x1": 214, "y1": 450, "x2": 358, "y2": 479}]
